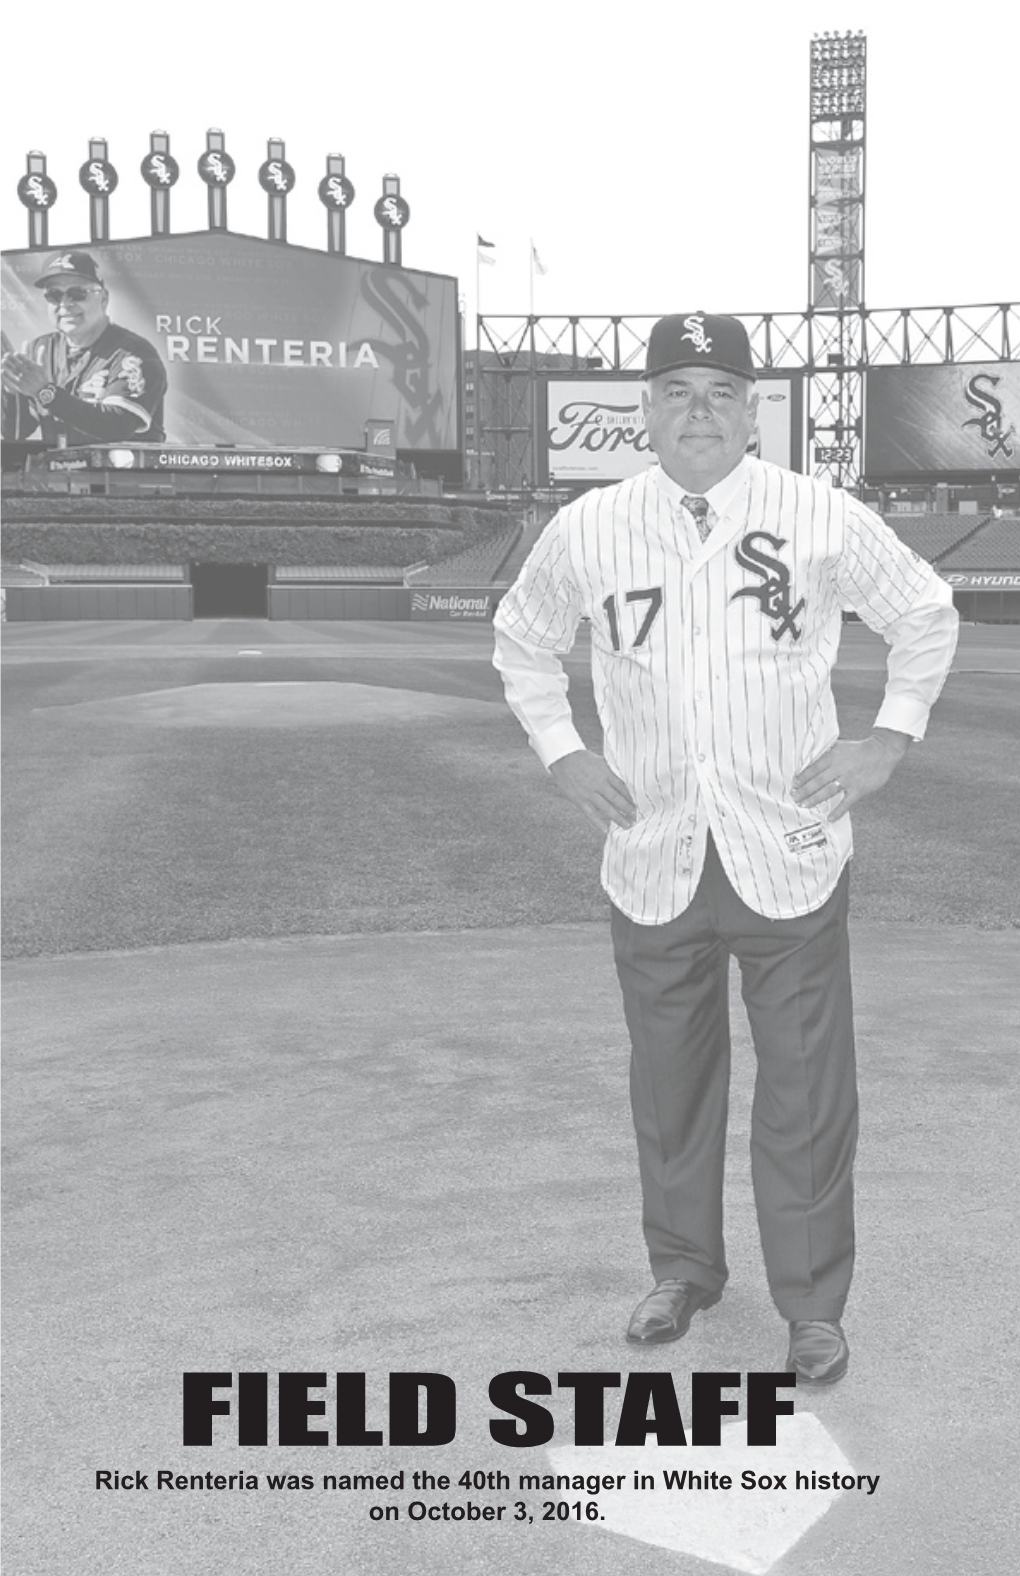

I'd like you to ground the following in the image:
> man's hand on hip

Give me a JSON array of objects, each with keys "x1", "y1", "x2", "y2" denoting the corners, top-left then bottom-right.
[
  {"x1": 548, "y1": 749, "x2": 638, "y2": 833},
  {"x1": 792, "y1": 730, "x2": 911, "y2": 821}
]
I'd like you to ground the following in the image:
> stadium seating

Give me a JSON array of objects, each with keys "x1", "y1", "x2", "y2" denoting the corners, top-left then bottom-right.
[
  {"x1": 272, "y1": 565, "x2": 405, "y2": 584},
  {"x1": 0, "y1": 561, "x2": 49, "y2": 588},
  {"x1": 881, "y1": 513, "x2": 988, "y2": 564},
  {"x1": 938, "y1": 516, "x2": 1020, "y2": 570},
  {"x1": 493, "y1": 518, "x2": 550, "y2": 585},
  {"x1": 39, "y1": 564, "x2": 188, "y2": 583},
  {"x1": 404, "y1": 522, "x2": 522, "y2": 585}
]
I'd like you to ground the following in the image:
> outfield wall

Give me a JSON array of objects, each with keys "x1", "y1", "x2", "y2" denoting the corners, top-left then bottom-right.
[
  {"x1": 4, "y1": 584, "x2": 501, "y2": 622},
  {"x1": 265, "y1": 587, "x2": 500, "y2": 620},
  {"x1": 267, "y1": 586, "x2": 410, "y2": 620},
  {"x1": 5, "y1": 586, "x2": 192, "y2": 620}
]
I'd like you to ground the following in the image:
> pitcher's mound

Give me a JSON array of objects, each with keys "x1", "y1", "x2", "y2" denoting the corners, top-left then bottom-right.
[{"x1": 36, "y1": 682, "x2": 502, "y2": 728}]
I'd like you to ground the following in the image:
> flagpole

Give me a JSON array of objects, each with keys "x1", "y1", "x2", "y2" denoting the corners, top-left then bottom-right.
[
  {"x1": 529, "y1": 237, "x2": 535, "y2": 318},
  {"x1": 475, "y1": 238, "x2": 482, "y2": 491}
]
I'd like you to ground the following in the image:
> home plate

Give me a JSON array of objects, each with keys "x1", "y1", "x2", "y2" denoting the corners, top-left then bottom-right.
[{"x1": 547, "y1": 1411, "x2": 854, "y2": 1574}]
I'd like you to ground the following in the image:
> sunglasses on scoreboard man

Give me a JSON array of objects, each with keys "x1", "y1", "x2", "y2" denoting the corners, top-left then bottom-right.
[{"x1": 43, "y1": 286, "x2": 104, "y2": 305}]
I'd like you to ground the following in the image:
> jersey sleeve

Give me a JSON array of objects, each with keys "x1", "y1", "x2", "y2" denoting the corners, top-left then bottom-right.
[
  {"x1": 835, "y1": 496, "x2": 937, "y2": 627},
  {"x1": 1, "y1": 385, "x2": 37, "y2": 439},
  {"x1": 836, "y1": 496, "x2": 959, "y2": 740},
  {"x1": 1, "y1": 333, "x2": 48, "y2": 438},
  {"x1": 492, "y1": 513, "x2": 588, "y2": 767}
]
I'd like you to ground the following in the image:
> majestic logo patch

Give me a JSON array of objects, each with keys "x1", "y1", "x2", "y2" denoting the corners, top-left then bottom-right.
[
  {"x1": 681, "y1": 314, "x2": 712, "y2": 354},
  {"x1": 785, "y1": 823, "x2": 828, "y2": 853},
  {"x1": 731, "y1": 531, "x2": 805, "y2": 642}
]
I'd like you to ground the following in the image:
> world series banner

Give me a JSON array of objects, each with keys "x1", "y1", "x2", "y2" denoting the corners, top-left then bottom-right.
[
  {"x1": 864, "y1": 363, "x2": 1020, "y2": 476},
  {"x1": 0, "y1": 231, "x2": 459, "y2": 453},
  {"x1": 809, "y1": 148, "x2": 863, "y2": 311}
]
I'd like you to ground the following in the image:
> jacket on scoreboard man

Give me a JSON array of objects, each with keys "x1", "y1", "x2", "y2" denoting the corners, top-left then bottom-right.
[
  {"x1": 492, "y1": 453, "x2": 957, "y2": 924},
  {"x1": 1, "y1": 321, "x2": 168, "y2": 446},
  {"x1": 1, "y1": 251, "x2": 167, "y2": 446}
]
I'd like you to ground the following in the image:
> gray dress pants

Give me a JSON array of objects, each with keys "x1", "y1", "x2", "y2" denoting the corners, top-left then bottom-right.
[{"x1": 610, "y1": 835, "x2": 857, "y2": 1322}]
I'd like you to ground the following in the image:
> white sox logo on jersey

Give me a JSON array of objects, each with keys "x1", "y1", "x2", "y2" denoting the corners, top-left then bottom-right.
[
  {"x1": 731, "y1": 532, "x2": 805, "y2": 642},
  {"x1": 681, "y1": 315, "x2": 713, "y2": 354}
]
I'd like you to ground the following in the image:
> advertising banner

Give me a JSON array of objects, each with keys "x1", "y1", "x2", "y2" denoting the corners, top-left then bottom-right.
[
  {"x1": 43, "y1": 445, "x2": 396, "y2": 475},
  {"x1": 1, "y1": 232, "x2": 459, "y2": 453},
  {"x1": 941, "y1": 571, "x2": 1020, "y2": 589},
  {"x1": 410, "y1": 589, "x2": 495, "y2": 620},
  {"x1": 864, "y1": 364, "x2": 1020, "y2": 476},
  {"x1": 543, "y1": 374, "x2": 802, "y2": 483}
]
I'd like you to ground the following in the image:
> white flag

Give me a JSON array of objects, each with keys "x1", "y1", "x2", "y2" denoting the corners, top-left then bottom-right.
[
  {"x1": 477, "y1": 233, "x2": 496, "y2": 266},
  {"x1": 531, "y1": 243, "x2": 548, "y2": 276}
]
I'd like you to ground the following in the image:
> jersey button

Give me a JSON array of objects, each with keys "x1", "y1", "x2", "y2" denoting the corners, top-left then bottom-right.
[{"x1": 697, "y1": 754, "x2": 706, "y2": 763}]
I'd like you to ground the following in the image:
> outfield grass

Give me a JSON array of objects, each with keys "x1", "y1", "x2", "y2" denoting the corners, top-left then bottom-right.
[{"x1": 1, "y1": 632, "x2": 1017, "y2": 959}]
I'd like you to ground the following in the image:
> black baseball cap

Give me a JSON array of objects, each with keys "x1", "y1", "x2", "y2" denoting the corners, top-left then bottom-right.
[
  {"x1": 34, "y1": 251, "x2": 104, "y2": 289},
  {"x1": 646, "y1": 313, "x2": 755, "y2": 381}
]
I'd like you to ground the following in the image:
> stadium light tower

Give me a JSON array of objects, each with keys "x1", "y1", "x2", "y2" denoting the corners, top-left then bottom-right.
[{"x1": 808, "y1": 30, "x2": 866, "y2": 491}]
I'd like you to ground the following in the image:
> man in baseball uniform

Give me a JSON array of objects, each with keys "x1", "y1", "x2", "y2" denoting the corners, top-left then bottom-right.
[
  {"x1": 1, "y1": 251, "x2": 167, "y2": 445},
  {"x1": 493, "y1": 313, "x2": 958, "y2": 1383}
]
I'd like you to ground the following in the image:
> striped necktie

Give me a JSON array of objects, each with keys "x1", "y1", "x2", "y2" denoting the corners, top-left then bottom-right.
[{"x1": 682, "y1": 494, "x2": 713, "y2": 543}]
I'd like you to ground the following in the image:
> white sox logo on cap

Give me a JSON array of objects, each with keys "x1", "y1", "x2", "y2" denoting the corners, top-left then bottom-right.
[{"x1": 681, "y1": 315, "x2": 713, "y2": 354}]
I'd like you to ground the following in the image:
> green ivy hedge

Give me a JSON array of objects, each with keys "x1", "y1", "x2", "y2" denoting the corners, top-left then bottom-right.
[
  {"x1": 1, "y1": 497, "x2": 516, "y2": 567},
  {"x1": 1, "y1": 522, "x2": 468, "y2": 567},
  {"x1": 3, "y1": 495, "x2": 510, "y2": 528}
]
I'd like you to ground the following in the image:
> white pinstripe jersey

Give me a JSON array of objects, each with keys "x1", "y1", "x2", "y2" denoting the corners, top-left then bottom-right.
[{"x1": 493, "y1": 456, "x2": 958, "y2": 923}]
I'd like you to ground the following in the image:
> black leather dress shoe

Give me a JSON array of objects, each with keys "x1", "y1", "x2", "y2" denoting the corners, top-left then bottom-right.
[
  {"x1": 786, "y1": 1320, "x2": 849, "y2": 1384},
  {"x1": 626, "y1": 1279, "x2": 722, "y2": 1345}
]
